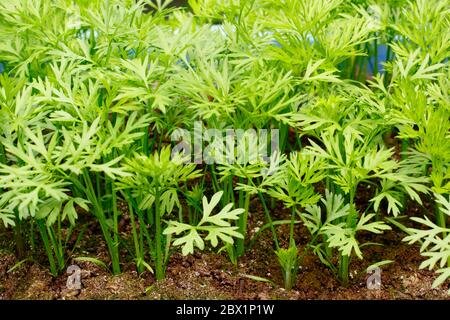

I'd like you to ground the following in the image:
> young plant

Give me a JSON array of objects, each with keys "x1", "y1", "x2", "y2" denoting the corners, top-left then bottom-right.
[
  {"x1": 404, "y1": 193, "x2": 450, "y2": 292},
  {"x1": 267, "y1": 151, "x2": 325, "y2": 290},
  {"x1": 218, "y1": 151, "x2": 286, "y2": 260},
  {"x1": 119, "y1": 146, "x2": 201, "y2": 280},
  {"x1": 305, "y1": 129, "x2": 427, "y2": 284},
  {"x1": 302, "y1": 190, "x2": 391, "y2": 284},
  {"x1": 0, "y1": 117, "x2": 135, "y2": 275}
]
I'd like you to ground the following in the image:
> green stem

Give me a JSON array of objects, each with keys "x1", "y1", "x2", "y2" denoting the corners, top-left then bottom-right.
[
  {"x1": 82, "y1": 171, "x2": 121, "y2": 274},
  {"x1": 143, "y1": 126, "x2": 150, "y2": 156},
  {"x1": 279, "y1": 123, "x2": 288, "y2": 153},
  {"x1": 257, "y1": 191, "x2": 280, "y2": 250},
  {"x1": 47, "y1": 225, "x2": 64, "y2": 272},
  {"x1": 0, "y1": 142, "x2": 6, "y2": 164},
  {"x1": 125, "y1": 191, "x2": 153, "y2": 252},
  {"x1": 236, "y1": 192, "x2": 250, "y2": 257},
  {"x1": 37, "y1": 220, "x2": 58, "y2": 276},
  {"x1": 339, "y1": 188, "x2": 356, "y2": 285},
  {"x1": 435, "y1": 201, "x2": 447, "y2": 231},
  {"x1": 210, "y1": 165, "x2": 220, "y2": 194},
  {"x1": 13, "y1": 216, "x2": 26, "y2": 260},
  {"x1": 57, "y1": 217, "x2": 63, "y2": 265},
  {"x1": 95, "y1": 172, "x2": 101, "y2": 203},
  {"x1": 228, "y1": 176, "x2": 235, "y2": 205},
  {"x1": 154, "y1": 188, "x2": 164, "y2": 280},
  {"x1": 289, "y1": 206, "x2": 296, "y2": 246},
  {"x1": 29, "y1": 220, "x2": 35, "y2": 253},
  {"x1": 339, "y1": 254, "x2": 350, "y2": 286},
  {"x1": 238, "y1": 177, "x2": 244, "y2": 209},
  {"x1": 112, "y1": 185, "x2": 120, "y2": 266},
  {"x1": 127, "y1": 196, "x2": 144, "y2": 273},
  {"x1": 384, "y1": 42, "x2": 392, "y2": 87}
]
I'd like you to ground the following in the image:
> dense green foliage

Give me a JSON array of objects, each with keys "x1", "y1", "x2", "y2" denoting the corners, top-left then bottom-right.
[{"x1": 0, "y1": 0, "x2": 448, "y2": 291}]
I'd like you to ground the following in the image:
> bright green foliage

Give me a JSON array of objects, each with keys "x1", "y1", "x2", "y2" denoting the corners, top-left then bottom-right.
[
  {"x1": 120, "y1": 147, "x2": 201, "y2": 211},
  {"x1": 164, "y1": 191, "x2": 244, "y2": 255},
  {"x1": 302, "y1": 191, "x2": 391, "y2": 277},
  {"x1": 0, "y1": 0, "x2": 448, "y2": 292},
  {"x1": 404, "y1": 193, "x2": 450, "y2": 292},
  {"x1": 119, "y1": 147, "x2": 201, "y2": 279}
]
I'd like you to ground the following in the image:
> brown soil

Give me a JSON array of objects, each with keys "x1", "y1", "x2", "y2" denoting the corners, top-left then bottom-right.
[
  {"x1": 1, "y1": 240, "x2": 448, "y2": 300},
  {"x1": 0, "y1": 199, "x2": 449, "y2": 300}
]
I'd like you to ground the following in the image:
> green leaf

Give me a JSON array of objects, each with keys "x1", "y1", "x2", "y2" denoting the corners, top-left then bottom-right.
[
  {"x1": 0, "y1": 209, "x2": 15, "y2": 227},
  {"x1": 172, "y1": 229, "x2": 204, "y2": 256},
  {"x1": 366, "y1": 260, "x2": 394, "y2": 272},
  {"x1": 165, "y1": 192, "x2": 244, "y2": 256},
  {"x1": 432, "y1": 268, "x2": 450, "y2": 291},
  {"x1": 242, "y1": 274, "x2": 275, "y2": 287},
  {"x1": 356, "y1": 213, "x2": 391, "y2": 234},
  {"x1": 73, "y1": 257, "x2": 109, "y2": 270}
]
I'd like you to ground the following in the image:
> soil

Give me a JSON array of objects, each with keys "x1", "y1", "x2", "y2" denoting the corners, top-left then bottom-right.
[{"x1": 0, "y1": 197, "x2": 449, "y2": 300}]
